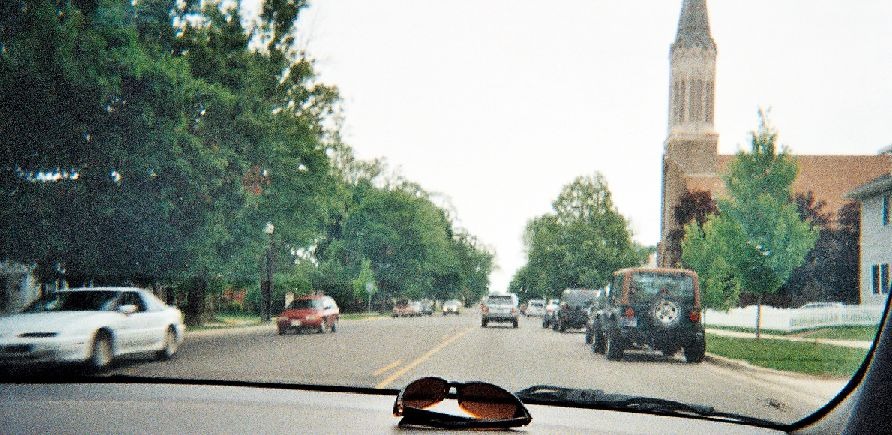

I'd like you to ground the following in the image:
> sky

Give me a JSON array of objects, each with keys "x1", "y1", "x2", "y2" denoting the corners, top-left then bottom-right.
[{"x1": 271, "y1": 0, "x2": 892, "y2": 292}]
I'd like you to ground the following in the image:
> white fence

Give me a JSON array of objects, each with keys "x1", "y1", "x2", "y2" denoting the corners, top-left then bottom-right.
[{"x1": 704, "y1": 304, "x2": 885, "y2": 332}]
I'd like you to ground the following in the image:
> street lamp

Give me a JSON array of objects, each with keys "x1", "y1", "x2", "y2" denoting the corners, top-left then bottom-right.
[{"x1": 261, "y1": 222, "x2": 275, "y2": 322}]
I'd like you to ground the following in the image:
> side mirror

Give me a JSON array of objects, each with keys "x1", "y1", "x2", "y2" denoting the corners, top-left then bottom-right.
[{"x1": 118, "y1": 304, "x2": 138, "y2": 315}]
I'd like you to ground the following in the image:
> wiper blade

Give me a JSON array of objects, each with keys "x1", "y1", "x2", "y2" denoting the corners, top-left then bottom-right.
[{"x1": 514, "y1": 385, "x2": 777, "y2": 427}]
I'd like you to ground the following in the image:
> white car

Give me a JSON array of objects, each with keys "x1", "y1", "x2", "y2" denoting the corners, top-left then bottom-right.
[
  {"x1": 525, "y1": 299, "x2": 546, "y2": 317},
  {"x1": 0, "y1": 287, "x2": 185, "y2": 371}
]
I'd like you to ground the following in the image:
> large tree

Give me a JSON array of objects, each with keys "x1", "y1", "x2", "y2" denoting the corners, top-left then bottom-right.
[
  {"x1": 513, "y1": 174, "x2": 642, "y2": 298},
  {"x1": 682, "y1": 115, "x2": 817, "y2": 337}
]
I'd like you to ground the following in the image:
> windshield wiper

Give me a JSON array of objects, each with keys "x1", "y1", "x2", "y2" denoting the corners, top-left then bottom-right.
[{"x1": 514, "y1": 385, "x2": 778, "y2": 428}]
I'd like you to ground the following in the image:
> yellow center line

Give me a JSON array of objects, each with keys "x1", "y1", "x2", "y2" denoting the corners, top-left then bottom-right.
[
  {"x1": 375, "y1": 326, "x2": 475, "y2": 389},
  {"x1": 373, "y1": 359, "x2": 404, "y2": 376}
]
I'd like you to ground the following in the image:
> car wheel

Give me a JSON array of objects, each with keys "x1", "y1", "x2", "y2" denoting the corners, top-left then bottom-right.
[
  {"x1": 559, "y1": 320, "x2": 567, "y2": 333},
  {"x1": 156, "y1": 326, "x2": 178, "y2": 360},
  {"x1": 512, "y1": 320, "x2": 518, "y2": 328},
  {"x1": 584, "y1": 328, "x2": 593, "y2": 344},
  {"x1": 88, "y1": 331, "x2": 113, "y2": 372},
  {"x1": 330, "y1": 320, "x2": 337, "y2": 333},
  {"x1": 318, "y1": 321, "x2": 327, "y2": 334},
  {"x1": 551, "y1": 320, "x2": 558, "y2": 331},
  {"x1": 661, "y1": 346, "x2": 680, "y2": 357},
  {"x1": 605, "y1": 331, "x2": 624, "y2": 361},
  {"x1": 684, "y1": 339, "x2": 705, "y2": 363},
  {"x1": 481, "y1": 319, "x2": 488, "y2": 328},
  {"x1": 542, "y1": 319, "x2": 548, "y2": 328}
]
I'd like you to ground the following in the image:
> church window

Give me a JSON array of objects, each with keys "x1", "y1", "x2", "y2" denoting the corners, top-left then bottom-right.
[
  {"x1": 705, "y1": 81, "x2": 714, "y2": 124},
  {"x1": 883, "y1": 264, "x2": 890, "y2": 294},
  {"x1": 690, "y1": 79, "x2": 703, "y2": 122},
  {"x1": 883, "y1": 195, "x2": 890, "y2": 226},
  {"x1": 873, "y1": 265, "x2": 880, "y2": 294}
]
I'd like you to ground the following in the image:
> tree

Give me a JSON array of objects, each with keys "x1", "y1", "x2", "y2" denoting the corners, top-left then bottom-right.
[
  {"x1": 683, "y1": 114, "x2": 817, "y2": 337},
  {"x1": 512, "y1": 174, "x2": 641, "y2": 297},
  {"x1": 351, "y1": 259, "x2": 377, "y2": 312},
  {"x1": 666, "y1": 190, "x2": 718, "y2": 267},
  {"x1": 681, "y1": 218, "x2": 741, "y2": 312}
]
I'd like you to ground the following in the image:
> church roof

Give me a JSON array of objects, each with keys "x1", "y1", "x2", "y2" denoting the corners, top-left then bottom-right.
[
  {"x1": 673, "y1": 0, "x2": 716, "y2": 50},
  {"x1": 714, "y1": 154, "x2": 892, "y2": 221}
]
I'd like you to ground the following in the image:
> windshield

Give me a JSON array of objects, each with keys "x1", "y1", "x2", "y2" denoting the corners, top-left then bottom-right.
[
  {"x1": 24, "y1": 291, "x2": 120, "y2": 313},
  {"x1": 1, "y1": 0, "x2": 888, "y2": 429}
]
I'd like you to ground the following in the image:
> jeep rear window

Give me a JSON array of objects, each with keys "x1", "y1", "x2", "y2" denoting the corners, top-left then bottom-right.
[
  {"x1": 629, "y1": 273, "x2": 694, "y2": 303},
  {"x1": 562, "y1": 290, "x2": 597, "y2": 306}
]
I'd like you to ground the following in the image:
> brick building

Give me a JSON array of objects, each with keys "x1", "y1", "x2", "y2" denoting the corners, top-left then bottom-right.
[{"x1": 657, "y1": 0, "x2": 891, "y2": 267}]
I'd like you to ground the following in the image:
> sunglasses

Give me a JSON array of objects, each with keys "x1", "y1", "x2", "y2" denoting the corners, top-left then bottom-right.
[{"x1": 392, "y1": 377, "x2": 532, "y2": 429}]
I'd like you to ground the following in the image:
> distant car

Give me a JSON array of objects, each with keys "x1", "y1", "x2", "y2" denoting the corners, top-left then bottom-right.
[
  {"x1": 442, "y1": 299, "x2": 461, "y2": 315},
  {"x1": 525, "y1": 299, "x2": 545, "y2": 317},
  {"x1": 0, "y1": 287, "x2": 185, "y2": 372},
  {"x1": 555, "y1": 289, "x2": 599, "y2": 332},
  {"x1": 419, "y1": 300, "x2": 434, "y2": 316},
  {"x1": 594, "y1": 268, "x2": 705, "y2": 363},
  {"x1": 391, "y1": 300, "x2": 417, "y2": 317},
  {"x1": 277, "y1": 295, "x2": 339, "y2": 334},
  {"x1": 542, "y1": 298, "x2": 561, "y2": 328},
  {"x1": 481, "y1": 293, "x2": 519, "y2": 328}
]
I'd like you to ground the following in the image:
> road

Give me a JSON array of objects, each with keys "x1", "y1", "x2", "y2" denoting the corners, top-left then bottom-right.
[{"x1": 103, "y1": 311, "x2": 848, "y2": 424}]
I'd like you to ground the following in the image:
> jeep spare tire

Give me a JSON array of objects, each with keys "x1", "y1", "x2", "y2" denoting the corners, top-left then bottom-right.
[{"x1": 651, "y1": 299, "x2": 680, "y2": 328}]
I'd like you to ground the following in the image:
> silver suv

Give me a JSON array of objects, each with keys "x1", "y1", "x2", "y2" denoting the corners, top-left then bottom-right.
[{"x1": 481, "y1": 293, "x2": 519, "y2": 328}]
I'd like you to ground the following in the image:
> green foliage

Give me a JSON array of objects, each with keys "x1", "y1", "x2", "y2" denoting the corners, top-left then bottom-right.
[
  {"x1": 681, "y1": 114, "x2": 817, "y2": 318},
  {"x1": 512, "y1": 174, "x2": 641, "y2": 298}
]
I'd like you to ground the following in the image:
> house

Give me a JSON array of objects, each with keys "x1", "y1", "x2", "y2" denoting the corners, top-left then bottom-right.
[{"x1": 847, "y1": 173, "x2": 892, "y2": 305}]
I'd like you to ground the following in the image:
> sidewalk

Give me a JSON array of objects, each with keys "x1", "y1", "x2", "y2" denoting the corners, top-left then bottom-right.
[{"x1": 705, "y1": 328, "x2": 873, "y2": 350}]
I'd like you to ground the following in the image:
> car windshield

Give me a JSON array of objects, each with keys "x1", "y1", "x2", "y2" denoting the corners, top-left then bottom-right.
[
  {"x1": 289, "y1": 299, "x2": 322, "y2": 310},
  {"x1": 23, "y1": 291, "x2": 120, "y2": 313},
  {"x1": 630, "y1": 273, "x2": 695, "y2": 303},
  {"x1": 2, "y1": 0, "x2": 889, "y2": 429}
]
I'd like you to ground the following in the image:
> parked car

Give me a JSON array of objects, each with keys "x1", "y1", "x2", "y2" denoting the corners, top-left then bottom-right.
[
  {"x1": 542, "y1": 298, "x2": 561, "y2": 328},
  {"x1": 593, "y1": 268, "x2": 704, "y2": 363},
  {"x1": 441, "y1": 299, "x2": 461, "y2": 315},
  {"x1": 525, "y1": 298, "x2": 545, "y2": 317},
  {"x1": 391, "y1": 299, "x2": 417, "y2": 317},
  {"x1": 277, "y1": 295, "x2": 340, "y2": 334},
  {"x1": 584, "y1": 289, "x2": 609, "y2": 344},
  {"x1": 419, "y1": 299, "x2": 434, "y2": 316},
  {"x1": 0, "y1": 287, "x2": 185, "y2": 372},
  {"x1": 481, "y1": 293, "x2": 519, "y2": 328},
  {"x1": 555, "y1": 289, "x2": 599, "y2": 332}
]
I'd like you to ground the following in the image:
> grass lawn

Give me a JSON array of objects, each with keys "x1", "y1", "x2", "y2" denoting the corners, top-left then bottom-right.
[
  {"x1": 707, "y1": 325, "x2": 880, "y2": 341},
  {"x1": 705, "y1": 333, "x2": 870, "y2": 378},
  {"x1": 190, "y1": 313, "x2": 263, "y2": 331}
]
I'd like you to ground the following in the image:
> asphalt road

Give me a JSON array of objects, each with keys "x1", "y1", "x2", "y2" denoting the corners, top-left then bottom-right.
[{"x1": 102, "y1": 311, "x2": 849, "y2": 424}]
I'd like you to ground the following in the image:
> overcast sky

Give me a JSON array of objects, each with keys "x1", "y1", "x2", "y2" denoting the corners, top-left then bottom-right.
[{"x1": 271, "y1": 0, "x2": 892, "y2": 291}]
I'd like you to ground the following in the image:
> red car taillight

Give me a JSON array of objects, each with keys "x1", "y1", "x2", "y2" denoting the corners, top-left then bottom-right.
[
  {"x1": 624, "y1": 307, "x2": 635, "y2": 319},
  {"x1": 482, "y1": 305, "x2": 489, "y2": 314},
  {"x1": 689, "y1": 310, "x2": 701, "y2": 322}
]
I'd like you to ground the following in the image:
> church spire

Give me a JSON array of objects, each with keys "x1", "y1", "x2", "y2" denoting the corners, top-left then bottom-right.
[
  {"x1": 673, "y1": 0, "x2": 716, "y2": 50},
  {"x1": 667, "y1": 0, "x2": 717, "y2": 134}
]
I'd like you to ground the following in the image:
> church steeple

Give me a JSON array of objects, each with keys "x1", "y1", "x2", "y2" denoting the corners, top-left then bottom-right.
[
  {"x1": 667, "y1": 0, "x2": 717, "y2": 135},
  {"x1": 673, "y1": 0, "x2": 716, "y2": 50}
]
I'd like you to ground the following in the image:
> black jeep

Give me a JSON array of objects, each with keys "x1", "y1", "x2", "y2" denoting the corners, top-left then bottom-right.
[
  {"x1": 592, "y1": 268, "x2": 705, "y2": 363},
  {"x1": 554, "y1": 288, "x2": 599, "y2": 332}
]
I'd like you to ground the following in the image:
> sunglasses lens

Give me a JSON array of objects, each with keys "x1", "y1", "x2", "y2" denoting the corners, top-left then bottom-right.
[
  {"x1": 458, "y1": 383, "x2": 520, "y2": 419},
  {"x1": 402, "y1": 377, "x2": 448, "y2": 410}
]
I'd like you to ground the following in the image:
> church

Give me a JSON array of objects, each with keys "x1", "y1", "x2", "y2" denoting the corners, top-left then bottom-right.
[{"x1": 657, "y1": 0, "x2": 891, "y2": 267}]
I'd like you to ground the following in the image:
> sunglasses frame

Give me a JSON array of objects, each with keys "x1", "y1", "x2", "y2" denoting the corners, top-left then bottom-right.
[{"x1": 392, "y1": 377, "x2": 532, "y2": 429}]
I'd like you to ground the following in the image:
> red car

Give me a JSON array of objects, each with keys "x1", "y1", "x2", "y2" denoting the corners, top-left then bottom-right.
[{"x1": 277, "y1": 295, "x2": 340, "y2": 334}]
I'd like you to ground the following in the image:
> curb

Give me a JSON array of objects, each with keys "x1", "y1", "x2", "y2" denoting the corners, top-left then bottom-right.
[{"x1": 704, "y1": 353, "x2": 846, "y2": 380}]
